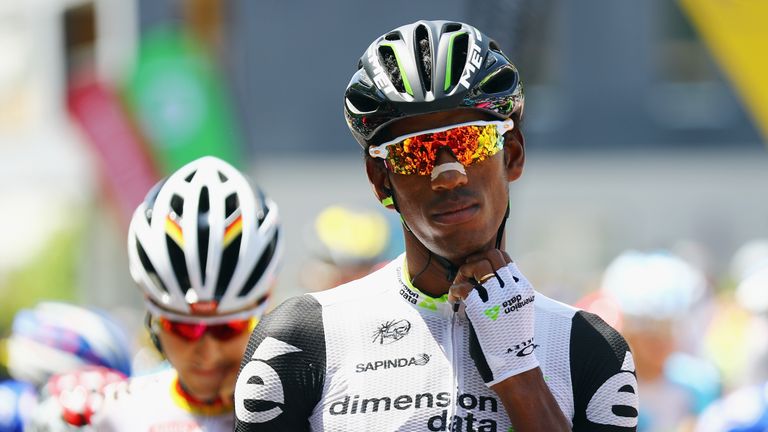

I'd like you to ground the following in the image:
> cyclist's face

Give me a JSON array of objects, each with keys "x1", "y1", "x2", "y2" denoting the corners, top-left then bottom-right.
[
  {"x1": 366, "y1": 109, "x2": 524, "y2": 262},
  {"x1": 158, "y1": 324, "x2": 251, "y2": 402}
]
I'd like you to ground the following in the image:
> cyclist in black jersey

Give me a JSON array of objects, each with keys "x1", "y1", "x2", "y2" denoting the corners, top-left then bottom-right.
[{"x1": 235, "y1": 20, "x2": 638, "y2": 431}]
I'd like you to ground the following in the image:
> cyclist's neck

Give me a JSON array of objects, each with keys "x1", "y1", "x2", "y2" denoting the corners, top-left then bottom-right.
[
  {"x1": 174, "y1": 377, "x2": 233, "y2": 412},
  {"x1": 403, "y1": 232, "x2": 504, "y2": 298}
]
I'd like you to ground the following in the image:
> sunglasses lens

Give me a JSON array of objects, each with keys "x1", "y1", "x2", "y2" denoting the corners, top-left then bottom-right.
[
  {"x1": 161, "y1": 318, "x2": 206, "y2": 341},
  {"x1": 385, "y1": 123, "x2": 503, "y2": 175},
  {"x1": 160, "y1": 317, "x2": 253, "y2": 342},
  {"x1": 208, "y1": 320, "x2": 252, "y2": 341}
]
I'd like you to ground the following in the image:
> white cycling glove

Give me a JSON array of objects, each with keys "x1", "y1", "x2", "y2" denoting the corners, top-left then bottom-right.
[{"x1": 463, "y1": 262, "x2": 538, "y2": 386}]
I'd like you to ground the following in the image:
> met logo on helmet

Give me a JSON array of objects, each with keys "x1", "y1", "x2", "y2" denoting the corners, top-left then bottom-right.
[
  {"x1": 368, "y1": 45, "x2": 396, "y2": 95},
  {"x1": 458, "y1": 30, "x2": 483, "y2": 90},
  {"x1": 235, "y1": 337, "x2": 302, "y2": 424}
]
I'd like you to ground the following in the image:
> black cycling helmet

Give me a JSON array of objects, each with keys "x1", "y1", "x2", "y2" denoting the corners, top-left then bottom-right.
[{"x1": 344, "y1": 20, "x2": 525, "y2": 147}]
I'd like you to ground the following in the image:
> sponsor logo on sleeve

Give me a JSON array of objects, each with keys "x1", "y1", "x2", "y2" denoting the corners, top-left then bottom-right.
[
  {"x1": 505, "y1": 338, "x2": 538, "y2": 357},
  {"x1": 235, "y1": 337, "x2": 302, "y2": 424},
  {"x1": 484, "y1": 295, "x2": 534, "y2": 321},
  {"x1": 586, "y1": 351, "x2": 639, "y2": 428}
]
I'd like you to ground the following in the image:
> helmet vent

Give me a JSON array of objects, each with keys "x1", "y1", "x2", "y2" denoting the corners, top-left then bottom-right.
[
  {"x1": 170, "y1": 194, "x2": 184, "y2": 217},
  {"x1": 137, "y1": 239, "x2": 168, "y2": 295},
  {"x1": 198, "y1": 187, "x2": 210, "y2": 213},
  {"x1": 225, "y1": 193, "x2": 239, "y2": 218},
  {"x1": 481, "y1": 65, "x2": 517, "y2": 94},
  {"x1": 379, "y1": 46, "x2": 406, "y2": 93},
  {"x1": 215, "y1": 233, "x2": 240, "y2": 299},
  {"x1": 443, "y1": 23, "x2": 462, "y2": 33},
  {"x1": 198, "y1": 187, "x2": 211, "y2": 284},
  {"x1": 484, "y1": 55, "x2": 497, "y2": 70},
  {"x1": 218, "y1": 171, "x2": 228, "y2": 182},
  {"x1": 415, "y1": 25, "x2": 432, "y2": 90},
  {"x1": 184, "y1": 171, "x2": 196, "y2": 183},
  {"x1": 239, "y1": 228, "x2": 279, "y2": 298},
  {"x1": 346, "y1": 91, "x2": 379, "y2": 114},
  {"x1": 255, "y1": 187, "x2": 268, "y2": 225},
  {"x1": 384, "y1": 32, "x2": 400, "y2": 41},
  {"x1": 166, "y1": 236, "x2": 191, "y2": 293},
  {"x1": 448, "y1": 33, "x2": 469, "y2": 89}
]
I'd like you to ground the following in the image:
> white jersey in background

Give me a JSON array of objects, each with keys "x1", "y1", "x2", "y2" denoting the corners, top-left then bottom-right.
[{"x1": 91, "y1": 369, "x2": 234, "y2": 432}]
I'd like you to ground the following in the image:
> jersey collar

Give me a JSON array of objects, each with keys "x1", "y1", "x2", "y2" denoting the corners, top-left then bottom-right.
[
  {"x1": 397, "y1": 255, "x2": 453, "y2": 316},
  {"x1": 170, "y1": 374, "x2": 233, "y2": 416}
]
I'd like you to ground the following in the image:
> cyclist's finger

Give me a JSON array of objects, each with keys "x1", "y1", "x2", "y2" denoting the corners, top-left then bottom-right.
[
  {"x1": 464, "y1": 249, "x2": 509, "y2": 271},
  {"x1": 448, "y1": 281, "x2": 474, "y2": 303}
]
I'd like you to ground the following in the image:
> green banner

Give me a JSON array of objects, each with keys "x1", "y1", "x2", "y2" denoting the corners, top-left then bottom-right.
[{"x1": 124, "y1": 27, "x2": 242, "y2": 173}]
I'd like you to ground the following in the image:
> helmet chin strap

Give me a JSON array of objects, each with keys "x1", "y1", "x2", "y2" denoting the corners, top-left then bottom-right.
[{"x1": 387, "y1": 174, "x2": 510, "y2": 285}]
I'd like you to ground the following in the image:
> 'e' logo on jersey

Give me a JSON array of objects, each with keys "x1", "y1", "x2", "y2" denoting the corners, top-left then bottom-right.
[
  {"x1": 586, "y1": 351, "x2": 639, "y2": 428},
  {"x1": 235, "y1": 337, "x2": 302, "y2": 424}
]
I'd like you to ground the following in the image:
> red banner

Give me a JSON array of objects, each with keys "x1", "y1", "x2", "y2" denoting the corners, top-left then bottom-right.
[{"x1": 67, "y1": 73, "x2": 160, "y2": 229}]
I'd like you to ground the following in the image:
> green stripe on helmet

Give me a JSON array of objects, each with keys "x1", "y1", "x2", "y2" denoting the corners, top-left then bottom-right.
[
  {"x1": 444, "y1": 32, "x2": 467, "y2": 91},
  {"x1": 381, "y1": 43, "x2": 413, "y2": 96}
]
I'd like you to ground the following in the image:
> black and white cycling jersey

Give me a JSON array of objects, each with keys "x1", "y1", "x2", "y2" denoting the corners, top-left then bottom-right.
[{"x1": 235, "y1": 255, "x2": 638, "y2": 431}]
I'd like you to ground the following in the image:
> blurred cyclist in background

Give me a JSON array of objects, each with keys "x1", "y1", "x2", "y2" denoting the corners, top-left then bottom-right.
[
  {"x1": 695, "y1": 245, "x2": 768, "y2": 432},
  {"x1": 706, "y1": 238, "x2": 768, "y2": 388},
  {"x1": 601, "y1": 250, "x2": 720, "y2": 431},
  {"x1": 301, "y1": 204, "x2": 399, "y2": 291},
  {"x1": 1, "y1": 301, "x2": 133, "y2": 431},
  {"x1": 0, "y1": 379, "x2": 36, "y2": 432},
  {"x1": 91, "y1": 156, "x2": 282, "y2": 431}
]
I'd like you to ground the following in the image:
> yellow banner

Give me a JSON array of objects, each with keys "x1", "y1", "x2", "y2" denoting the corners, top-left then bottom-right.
[{"x1": 679, "y1": 0, "x2": 768, "y2": 142}]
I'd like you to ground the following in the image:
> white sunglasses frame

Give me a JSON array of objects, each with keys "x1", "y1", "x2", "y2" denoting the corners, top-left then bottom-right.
[{"x1": 367, "y1": 118, "x2": 515, "y2": 160}]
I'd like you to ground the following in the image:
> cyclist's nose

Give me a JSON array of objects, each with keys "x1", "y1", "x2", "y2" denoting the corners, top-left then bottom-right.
[
  {"x1": 192, "y1": 333, "x2": 222, "y2": 360},
  {"x1": 431, "y1": 148, "x2": 467, "y2": 191}
]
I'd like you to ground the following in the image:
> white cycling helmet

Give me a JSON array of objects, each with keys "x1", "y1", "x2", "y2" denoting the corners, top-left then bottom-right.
[
  {"x1": 5, "y1": 302, "x2": 132, "y2": 387},
  {"x1": 601, "y1": 250, "x2": 706, "y2": 320},
  {"x1": 736, "y1": 265, "x2": 768, "y2": 315},
  {"x1": 128, "y1": 156, "x2": 281, "y2": 323}
]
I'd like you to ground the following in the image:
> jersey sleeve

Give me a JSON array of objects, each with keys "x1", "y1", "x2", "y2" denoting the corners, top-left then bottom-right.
[
  {"x1": 234, "y1": 294, "x2": 326, "y2": 431},
  {"x1": 570, "y1": 311, "x2": 639, "y2": 431}
]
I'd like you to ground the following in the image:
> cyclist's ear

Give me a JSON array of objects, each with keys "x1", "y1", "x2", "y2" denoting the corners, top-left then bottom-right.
[
  {"x1": 145, "y1": 313, "x2": 164, "y2": 355},
  {"x1": 366, "y1": 156, "x2": 395, "y2": 210},
  {"x1": 504, "y1": 127, "x2": 525, "y2": 182}
]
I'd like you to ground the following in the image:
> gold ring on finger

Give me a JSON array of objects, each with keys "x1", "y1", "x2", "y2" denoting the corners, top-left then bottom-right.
[{"x1": 478, "y1": 273, "x2": 495, "y2": 284}]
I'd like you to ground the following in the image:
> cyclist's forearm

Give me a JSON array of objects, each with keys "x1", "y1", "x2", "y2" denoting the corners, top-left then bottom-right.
[{"x1": 492, "y1": 367, "x2": 571, "y2": 431}]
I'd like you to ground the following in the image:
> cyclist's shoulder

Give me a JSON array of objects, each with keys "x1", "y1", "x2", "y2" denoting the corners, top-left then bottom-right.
[
  {"x1": 310, "y1": 257, "x2": 399, "y2": 307},
  {"x1": 100, "y1": 368, "x2": 174, "y2": 408},
  {"x1": 92, "y1": 369, "x2": 175, "y2": 428},
  {"x1": 569, "y1": 308, "x2": 630, "y2": 357},
  {"x1": 533, "y1": 291, "x2": 628, "y2": 351},
  {"x1": 534, "y1": 291, "x2": 580, "y2": 320}
]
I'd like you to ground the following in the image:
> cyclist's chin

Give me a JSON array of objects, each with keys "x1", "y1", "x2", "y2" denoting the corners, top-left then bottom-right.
[
  {"x1": 425, "y1": 229, "x2": 496, "y2": 263},
  {"x1": 181, "y1": 368, "x2": 236, "y2": 401}
]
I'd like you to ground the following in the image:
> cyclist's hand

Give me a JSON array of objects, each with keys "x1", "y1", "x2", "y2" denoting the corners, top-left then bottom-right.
[{"x1": 449, "y1": 250, "x2": 539, "y2": 386}]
